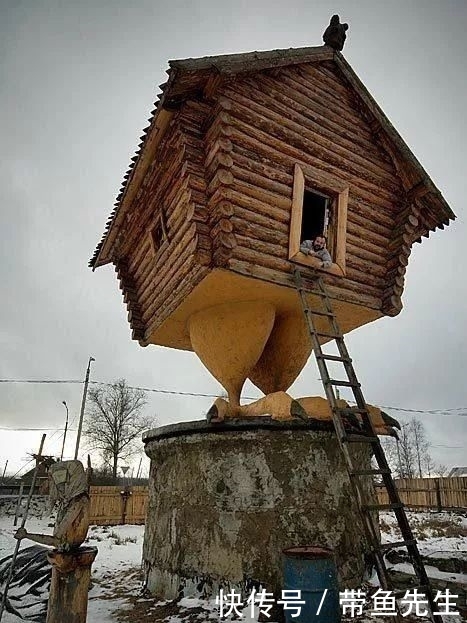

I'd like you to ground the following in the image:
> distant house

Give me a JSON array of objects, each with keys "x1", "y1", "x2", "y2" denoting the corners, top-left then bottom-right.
[
  {"x1": 448, "y1": 466, "x2": 467, "y2": 477},
  {"x1": 21, "y1": 455, "x2": 56, "y2": 494}
]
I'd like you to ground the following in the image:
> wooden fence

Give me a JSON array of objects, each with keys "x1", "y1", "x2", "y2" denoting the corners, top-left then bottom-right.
[
  {"x1": 86, "y1": 478, "x2": 467, "y2": 524},
  {"x1": 89, "y1": 486, "x2": 149, "y2": 525},
  {"x1": 375, "y1": 477, "x2": 467, "y2": 510}
]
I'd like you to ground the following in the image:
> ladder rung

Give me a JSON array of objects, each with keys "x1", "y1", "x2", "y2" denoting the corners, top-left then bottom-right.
[
  {"x1": 350, "y1": 468, "x2": 391, "y2": 477},
  {"x1": 326, "y1": 379, "x2": 360, "y2": 388},
  {"x1": 317, "y1": 354, "x2": 352, "y2": 363},
  {"x1": 305, "y1": 308, "x2": 335, "y2": 318},
  {"x1": 363, "y1": 503, "x2": 404, "y2": 512},
  {"x1": 343, "y1": 434, "x2": 379, "y2": 444},
  {"x1": 315, "y1": 331, "x2": 342, "y2": 339},
  {"x1": 379, "y1": 539, "x2": 416, "y2": 552}
]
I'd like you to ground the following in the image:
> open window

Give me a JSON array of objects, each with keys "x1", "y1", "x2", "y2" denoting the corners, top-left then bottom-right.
[
  {"x1": 301, "y1": 189, "x2": 331, "y2": 246},
  {"x1": 289, "y1": 164, "x2": 348, "y2": 276},
  {"x1": 148, "y1": 211, "x2": 169, "y2": 257}
]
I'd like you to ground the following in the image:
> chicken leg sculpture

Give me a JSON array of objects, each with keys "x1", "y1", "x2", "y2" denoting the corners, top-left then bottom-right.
[{"x1": 189, "y1": 300, "x2": 400, "y2": 437}]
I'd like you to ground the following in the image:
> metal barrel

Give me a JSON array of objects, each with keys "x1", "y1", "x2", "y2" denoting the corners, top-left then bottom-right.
[{"x1": 282, "y1": 546, "x2": 341, "y2": 622}]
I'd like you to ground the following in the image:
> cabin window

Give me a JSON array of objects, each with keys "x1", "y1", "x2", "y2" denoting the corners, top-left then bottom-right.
[
  {"x1": 289, "y1": 164, "x2": 348, "y2": 276},
  {"x1": 148, "y1": 213, "x2": 168, "y2": 256},
  {"x1": 150, "y1": 223, "x2": 163, "y2": 253},
  {"x1": 301, "y1": 189, "x2": 332, "y2": 244}
]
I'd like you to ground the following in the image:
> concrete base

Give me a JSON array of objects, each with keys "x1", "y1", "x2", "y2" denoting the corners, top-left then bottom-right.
[{"x1": 143, "y1": 419, "x2": 376, "y2": 600}]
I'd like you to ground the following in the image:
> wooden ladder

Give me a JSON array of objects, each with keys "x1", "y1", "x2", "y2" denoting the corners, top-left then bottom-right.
[{"x1": 293, "y1": 268, "x2": 442, "y2": 623}]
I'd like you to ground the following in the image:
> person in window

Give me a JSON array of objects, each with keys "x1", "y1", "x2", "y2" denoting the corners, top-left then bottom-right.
[{"x1": 300, "y1": 235, "x2": 332, "y2": 268}]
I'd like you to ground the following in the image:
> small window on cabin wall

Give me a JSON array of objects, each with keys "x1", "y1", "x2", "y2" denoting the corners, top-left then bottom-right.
[
  {"x1": 148, "y1": 213, "x2": 168, "y2": 257},
  {"x1": 289, "y1": 164, "x2": 348, "y2": 276},
  {"x1": 301, "y1": 189, "x2": 333, "y2": 251}
]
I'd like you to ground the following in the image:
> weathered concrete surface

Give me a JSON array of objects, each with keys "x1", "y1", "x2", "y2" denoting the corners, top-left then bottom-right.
[{"x1": 143, "y1": 419, "x2": 376, "y2": 600}]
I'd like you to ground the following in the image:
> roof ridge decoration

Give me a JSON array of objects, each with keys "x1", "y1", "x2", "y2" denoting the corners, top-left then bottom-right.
[{"x1": 323, "y1": 15, "x2": 349, "y2": 51}]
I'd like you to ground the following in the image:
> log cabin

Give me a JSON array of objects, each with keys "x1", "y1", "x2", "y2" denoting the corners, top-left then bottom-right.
[{"x1": 90, "y1": 43, "x2": 455, "y2": 417}]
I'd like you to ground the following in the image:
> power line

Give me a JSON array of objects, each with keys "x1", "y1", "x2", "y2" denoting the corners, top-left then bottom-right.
[
  {"x1": 0, "y1": 427, "x2": 75, "y2": 431},
  {"x1": 90, "y1": 380, "x2": 231, "y2": 399},
  {"x1": 1, "y1": 378, "x2": 467, "y2": 416},
  {"x1": 3, "y1": 418, "x2": 81, "y2": 478},
  {"x1": 5, "y1": 458, "x2": 35, "y2": 482},
  {"x1": 337, "y1": 399, "x2": 467, "y2": 416},
  {"x1": 0, "y1": 378, "x2": 251, "y2": 399},
  {"x1": 377, "y1": 405, "x2": 467, "y2": 416},
  {"x1": 0, "y1": 379, "x2": 83, "y2": 384}
]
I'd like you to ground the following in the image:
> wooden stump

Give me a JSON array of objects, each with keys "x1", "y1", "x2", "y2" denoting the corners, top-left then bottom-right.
[{"x1": 46, "y1": 546, "x2": 98, "y2": 623}]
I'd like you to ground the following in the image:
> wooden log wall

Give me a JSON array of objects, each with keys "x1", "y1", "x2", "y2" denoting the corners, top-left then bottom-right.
[
  {"x1": 207, "y1": 62, "x2": 406, "y2": 310},
  {"x1": 115, "y1": 104, "x2": 212, "y2": 344},
  {"x1": 383, "y1": 203, "x2": 421, "y2": 315},
  {"x1": 115, "y1": 259, "x2": 145, "y2": 341},
  {"x1": 205, "y1": 102, "x2": 238, "y2": 266}
]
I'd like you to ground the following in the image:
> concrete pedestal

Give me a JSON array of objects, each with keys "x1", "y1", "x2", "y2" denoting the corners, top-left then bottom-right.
[
  {"x1": 143, "y1": 419, "x2": 376, "y2": 600},
  {"x1": 46, "y1": 546, "x2": 97, "y2": 623}
]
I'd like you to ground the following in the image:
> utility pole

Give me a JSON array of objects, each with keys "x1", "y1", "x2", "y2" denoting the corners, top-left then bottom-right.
[
  {"x1": 136, "y1": 457, "x2": 143, "y2": 480},
  {"x1": 1, "y1": 460, "x2": 8, "y2": 482},
  {"x1": 60, "y1": 401, "x2": 69, "y2": 461},
  {"x1": 74, "y1": 357, "x2": 95, "y2": 460}
]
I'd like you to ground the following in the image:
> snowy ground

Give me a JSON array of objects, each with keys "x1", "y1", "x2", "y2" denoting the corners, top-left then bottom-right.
[
  {"x1": 0, "y1": 509, "x2": 466, "y2": 622},
  {"x1": 380, "y1": 510, "x2": 467, "y2": 588}
]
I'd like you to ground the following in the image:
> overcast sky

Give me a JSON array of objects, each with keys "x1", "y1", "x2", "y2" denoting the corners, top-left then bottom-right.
[{"x1": 1, "y1": 0, "x2": 466, "y2": 475}]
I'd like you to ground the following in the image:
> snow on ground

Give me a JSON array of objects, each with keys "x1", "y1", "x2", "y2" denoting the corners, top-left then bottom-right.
[
  {"x1": 1, "y1": 510, "x2": 466, "y2": 622},
  {"x1": 380, "y1": 510, "x2": 467, "y2": 553},
  {"x1": 394, "y1": 562, "x2": 466, "y2": 586},
  {"x1": 0, "y1": 515, "x2": 145, "y2": 623},
  {"x1": 86, "y1": 524, "x2": 145, "y2": 623},
  {"x1": 380, "y1": 510, "x2": 467, "y2": 589}
]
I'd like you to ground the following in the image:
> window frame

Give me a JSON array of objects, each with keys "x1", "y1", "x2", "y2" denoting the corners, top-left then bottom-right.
[
  {"x1": 148, "y1": 212, "x2": 169, "y2": 257},
  {"x1": 288, "y1": 164, "x2": 348, "y2": 276}
]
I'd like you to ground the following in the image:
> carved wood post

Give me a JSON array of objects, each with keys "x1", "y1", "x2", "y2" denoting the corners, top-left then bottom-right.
[{"x1": 46, "y1": 547, "x2": 98, "y2": 623}]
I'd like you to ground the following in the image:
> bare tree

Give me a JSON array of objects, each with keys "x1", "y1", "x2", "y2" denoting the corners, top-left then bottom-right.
[
  {"x1": 379, "y1": 437, "x2": 401, "y2": 477},
  {"x1": 434, "y1": 463, "x2": 449, "y2": 477},
  {"x1": 423, "y1": 452, "x2": 437, "y2": 478},
  {"x1": 410, "y1": 419, "x2": 429, "y2": 478},
  {"x1": 396, "y1": 423, "x2": 416, "y2": 478},
  {"x1": 381, "y1": 417, "x2": 440, "y2": 479},
  {"x1": 84, "y1": 379, "x2": 154, "y2": 479}
]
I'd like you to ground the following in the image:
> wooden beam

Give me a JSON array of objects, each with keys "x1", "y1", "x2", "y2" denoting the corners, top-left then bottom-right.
[
  {"x1": 406, "y1": 180, "x2": 432, "y2": 202},
  {"x1": 288, "y1": 164, "x2": 305, "y2": 259}
]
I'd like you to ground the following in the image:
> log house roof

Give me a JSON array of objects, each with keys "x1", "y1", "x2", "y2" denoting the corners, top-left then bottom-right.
[{"x1": 90, "y1": 44, "x2": 455, "y2": 269}]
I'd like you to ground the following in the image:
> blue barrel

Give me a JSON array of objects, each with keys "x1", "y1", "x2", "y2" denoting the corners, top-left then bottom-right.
[{"x1": 282, "y1": 546, "x2": 340, "y2": 622}]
